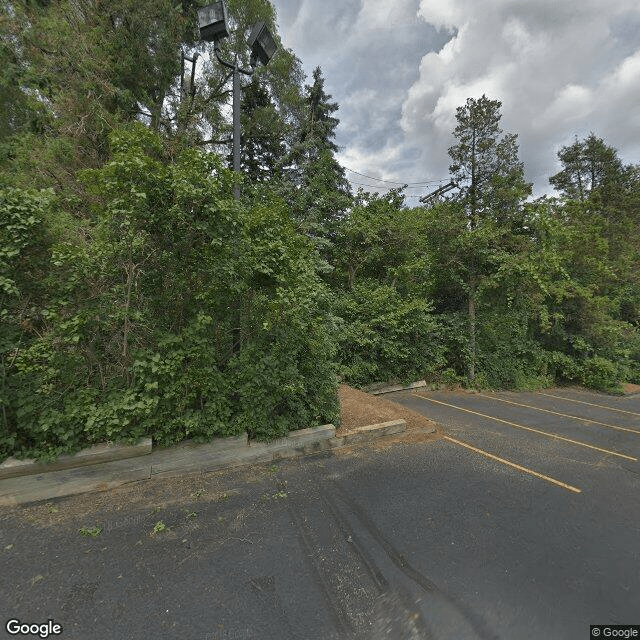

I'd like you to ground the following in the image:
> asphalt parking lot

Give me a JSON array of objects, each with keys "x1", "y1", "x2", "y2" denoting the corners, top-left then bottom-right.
[
  {"x1": 1, "y1": 387, "x2": 638, "y2": 640},
  {"x1": 395, "y1": 387, "x2": 640, "y2": 495}
]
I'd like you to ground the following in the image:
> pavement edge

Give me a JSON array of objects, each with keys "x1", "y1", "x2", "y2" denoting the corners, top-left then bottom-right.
[{"x1": 0, "y1": 420, "x2": 409, "y2": 506}]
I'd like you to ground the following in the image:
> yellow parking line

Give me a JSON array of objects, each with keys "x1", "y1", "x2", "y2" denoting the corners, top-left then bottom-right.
[
  {"x1": 538, "y1": 392, "x2": 640, "y2": 417},
  {"x1": 443, "y1": 436, "x2": 582, "y2": 493},
  {"x1": 413, "y1": 394, "x2": 638, "y2": 462},
  {"x1": 476, "y1": 393, "x2": 640, "y2": 436}
]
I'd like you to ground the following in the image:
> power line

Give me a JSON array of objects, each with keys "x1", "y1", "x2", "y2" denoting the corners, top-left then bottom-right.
[
  {"x1": 344, "y1": 166, "x2": 445, "y2": 185},
  {"x1": 341, "y1": 165, "x2": 447, "y2": 185},
  {"x1": 346, "y1": 182, "x2": 439, "y2": 199},
  {"x1": 347, "y1": 179, "x2": 431, "y2": 190},
  {"x1": 419, "y1": 180, "x2": 458, "y2": 204},
  {"x1": 348, "y1": 180, "x2": 389, "y2": 189}
]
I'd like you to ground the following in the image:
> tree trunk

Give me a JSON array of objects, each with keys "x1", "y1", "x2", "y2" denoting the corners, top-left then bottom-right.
[
  {"x1": 577, "y1": 169, "x2": 585, "y2": 203},
  {"x1": 347, "y1": 264, "x2": 357, "y2": 290},
  {"x1": 150, "y1": 90, "x2": 166, "y2": 131},
  {"x1": 468, "y1": 271, "x2": 477, "y2": 382},
  {"x1": 471, "y1": 129, "x2": 477, "y2": 228},
  {"x1": 468, "y1": 127, "x2": 477, "y2": 381}
]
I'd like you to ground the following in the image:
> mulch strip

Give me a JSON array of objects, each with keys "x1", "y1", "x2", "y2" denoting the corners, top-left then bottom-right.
[{"x1": 338, "y1": 384, "x2": 442, "y2": 443}]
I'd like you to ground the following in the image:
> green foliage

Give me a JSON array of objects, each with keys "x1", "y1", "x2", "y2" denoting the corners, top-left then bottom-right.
[
  {"x1": 229, "y1": 196, "x2": 340, "y2": 438},
  {"x1": 279, "y1": 66, "x2": 352, "y2": 252},
  {"x1": 545, "y1": 351, "x2": 581, "y2": 383},
  {"x1": 580, "y1": 357, "x2": 620, "y2": 392},
  {"x1": 152, "y1": 521, "x2": 167, "y2": 535},
  {"x1": 331, "y1": 188, "x2": 418, "y2": 291},
  {"x1": 448, "y1": 95, "x2": 531, "y2": 227},
  {"x1": 1, "y1": 124, "x2": 338, "y2": 462},
  {"x1": 0, "y1": 187, "x2": 52, "y2": 300},
  {"x1": 476, "y1": 307, "x2": 551, "y2": 390},
  {"x1": 549, "y1": 134, "x2": 624, "y2": 208},
  {"x1": 239, "y1": 77, "x2": 287, "y2": 183},
  {"x1": 327, "y1": 118, "x2": 638, "y2": 393},
  {"x1": 1, "y1": 186, "x2": 55, "y2": 455},
  {"x1": 2, "y1": 0, "x2": 639, "y2": 467},
  {"x1": 334, "y1": 282, "x2": 445, "y2": 387},
  {"x1": 445, "y1": 95, "x2": 532, "y2": 382},
  {"x1": 545, "y1": 353, "x2": 624, "y2": 392}
]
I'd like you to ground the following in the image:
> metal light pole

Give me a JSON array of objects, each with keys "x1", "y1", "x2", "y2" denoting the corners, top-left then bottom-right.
[
  {"x1": 197, "y1": 3, "x2": 277, "y2": 356},
  {"x1": 198, "y1": 2, "x2": 277, "y2": 199}
]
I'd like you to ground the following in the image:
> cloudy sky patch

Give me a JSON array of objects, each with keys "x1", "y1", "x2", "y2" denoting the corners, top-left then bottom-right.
[{"x1": 271, "y1": 0, "x2": 640, "y2": 198}]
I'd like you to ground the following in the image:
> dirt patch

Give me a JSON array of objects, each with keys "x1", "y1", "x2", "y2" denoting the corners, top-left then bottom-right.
[
  {"x1": 338, "y1": 384, "x2": 442, "y2": 445},
  {"x1": 623, "y1": 382, "x2": 640, "y2": 395}
]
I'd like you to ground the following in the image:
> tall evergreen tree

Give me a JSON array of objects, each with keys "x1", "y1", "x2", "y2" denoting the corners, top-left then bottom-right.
[
  {"x1": 448, "y1": 95, "x2": 532, "y2": 381},
  {"x1": 449, "y1": 95, "x2": 531, "y2": 229},
  {"x1": 301, "y1": 66, "x2": 340, "y2": 154},
  {"x1": 235, "y1": 76, "x2": 286, "y2": 184},
  {"x1": 549, "y1": 133, "x2": 625, "y2": 210},
  {"x1": 281, "y1": 66, "x2": 351, "y2": 248},
  {"x1": 549, "y1": 134, "x2": 640, "y2": 319}
]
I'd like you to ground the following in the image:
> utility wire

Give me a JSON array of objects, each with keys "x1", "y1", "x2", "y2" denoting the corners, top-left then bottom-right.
[
  {"x1": 342, "y1": 165, "x2": 447, "y2": 185},
  {"x1": 347, "y1": 179, "x2": 431, "y2": 190},
  {"x1": 346, "y1": 182, "x2": 438, "y2": 200}
]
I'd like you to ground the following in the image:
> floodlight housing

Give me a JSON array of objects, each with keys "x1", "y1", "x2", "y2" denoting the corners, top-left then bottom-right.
[
  {"x1": 247, "y1": 22, "x2": 277, "y2": 66},
  {"x1": 198, "y1": 2, "x2": 229, "y2": 42}
]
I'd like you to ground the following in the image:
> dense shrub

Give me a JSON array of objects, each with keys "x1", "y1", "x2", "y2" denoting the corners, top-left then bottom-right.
[
  {"x1": 579, "y1": 356, "x2": 620, "y2": 391},
  {"x1": 334, "y1": 281, "x2": 446, "y2": 387},
  {"x1": 476, "y1": 308, "x2": 552, "y2": 390},
  {"x1": 1, "y1": 125, "x2": 339, "y2": 461}
]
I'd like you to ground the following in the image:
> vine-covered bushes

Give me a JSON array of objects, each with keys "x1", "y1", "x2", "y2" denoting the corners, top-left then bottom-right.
[
  {"x1": 1, "y1": 186, "x2": 55, "y2": 457},
  {"x1": 1, "y1": 124, "x2": 339, "y2": 461},
  {"x1": 475, "y1": 307, "x2": 552, "y2": 390},
  {"x1": 334, "y1": 281, "x2": 446, "y2": 387}
]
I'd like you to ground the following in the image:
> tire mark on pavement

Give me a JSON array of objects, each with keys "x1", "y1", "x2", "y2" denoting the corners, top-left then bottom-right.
[
  {"x1": 327, "y1": 480, "x2": 500, "y2": 640},
  {"x1": 321, "y1": 490, "x2": 434, "y2": 640},
  {"x1": 285, "y1": 492, "x2": 357, "y2": 639}
]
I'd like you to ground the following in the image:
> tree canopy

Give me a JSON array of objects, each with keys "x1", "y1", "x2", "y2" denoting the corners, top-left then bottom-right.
[{"x1": 1, "y1": 1, "x2": 638, "y2": 464}]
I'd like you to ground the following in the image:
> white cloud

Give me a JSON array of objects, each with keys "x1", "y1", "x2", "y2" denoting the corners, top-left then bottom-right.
[
  {"x1": 400, "y1": 0, "x2": 640, "y2": 195},
  {"x1": 604, "y1": 49, "x2": 640, "y2": 97},
  {"x1": 417, "y1": 0, "x2": 464, "y2": 31},
  {"x1": 535, "y1": 84, "x2": 594, "y2": 128},
  {"x1": 273, "y1": 0, "x2": 640, "y2": 197}
]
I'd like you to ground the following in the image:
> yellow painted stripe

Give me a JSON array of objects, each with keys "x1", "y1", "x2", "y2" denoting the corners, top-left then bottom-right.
[
  {"x1": 443, "y1": 435, "x2": 582, "y2": 493},
  {"x1": 476, "y1": 393, "x2": 640, "y2": 436},
  {"x1": 538, "y1": 392, "x2": 640, "y2": 417},
  {"x1": 413, "y1": 394, "x2": 638, "y2": 462}
]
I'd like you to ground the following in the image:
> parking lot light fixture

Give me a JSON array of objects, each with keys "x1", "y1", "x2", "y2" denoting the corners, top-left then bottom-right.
[
  {"x1": 195, "y1": 2, "x2": 277, "y2": 356},
  {"x1": 199, "y1": 8, "x2": 277, "y2": 201},
  {"x1": 247, "y1": 22, "x2": 277, "y2": 66},
  {"x1": 197, "y1": 1, "x2": 229, "y2": 42}
]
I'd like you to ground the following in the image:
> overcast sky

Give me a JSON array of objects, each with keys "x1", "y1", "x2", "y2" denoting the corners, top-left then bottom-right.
[{"x1": 270, "y1": 0, "x2": 640, "y2": 200}]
